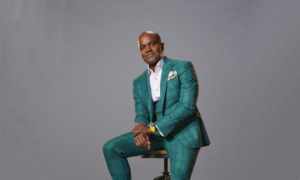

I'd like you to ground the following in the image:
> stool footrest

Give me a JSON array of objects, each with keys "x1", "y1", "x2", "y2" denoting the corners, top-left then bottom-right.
[{"x1": 153, "y1": 175, "x2": 171, "y2": 180}]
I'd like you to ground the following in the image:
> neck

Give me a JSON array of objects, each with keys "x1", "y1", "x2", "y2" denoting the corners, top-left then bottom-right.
[
  {"x1": 149, "y1": 63, "x2": 157, "y2": 72},
  {"x1": 148, "y1": 55, "x2": 163, "y2": 72}
]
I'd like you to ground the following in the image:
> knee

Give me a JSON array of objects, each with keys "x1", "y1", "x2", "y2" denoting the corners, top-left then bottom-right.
[
  {"x1": 103, "y1": 140, "x2": 122, "y2": 158},
  {"x1": 103, "y1": 132, "x2": 134, "y2": 158},
  {"x1": 103, "y1": 140, "x2": 114, "y2": 154}
]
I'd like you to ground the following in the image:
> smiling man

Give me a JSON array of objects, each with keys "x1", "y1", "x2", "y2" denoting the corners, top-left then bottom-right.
[{"x1": 103, "y1": 31, "x2": 210, "y2": 180}]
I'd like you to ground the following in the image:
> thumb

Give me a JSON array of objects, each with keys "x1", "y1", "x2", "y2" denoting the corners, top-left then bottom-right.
[
  {"x1": 145, "y1": 135, "x2": 151, "y2": 150},
  {"x1": 145, "y1": 135, "x2": 150, "y2": 144}
]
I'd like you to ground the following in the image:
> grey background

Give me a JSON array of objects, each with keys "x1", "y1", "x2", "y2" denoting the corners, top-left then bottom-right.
[{"x1": 0, "y1": 0, "x2": 299, "y2": 180}]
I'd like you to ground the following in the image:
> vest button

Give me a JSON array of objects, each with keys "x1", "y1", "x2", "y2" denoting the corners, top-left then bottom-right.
[{"x1": 150, "y1": 110, "x2": 153, "y2": 113}]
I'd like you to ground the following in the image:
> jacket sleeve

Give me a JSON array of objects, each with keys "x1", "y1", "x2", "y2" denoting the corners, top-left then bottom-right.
[
  {"x1": 133, "y1": 79, "x2": 150, "y2": 124},
  {"x1": 155, "y1": 61, "x2": 198, "y2": 136}
]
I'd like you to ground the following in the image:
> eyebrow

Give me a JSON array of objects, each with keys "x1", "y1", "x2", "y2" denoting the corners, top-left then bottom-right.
[{"x1": 140, "y1": 41, "x2": 156, "y2": 47}]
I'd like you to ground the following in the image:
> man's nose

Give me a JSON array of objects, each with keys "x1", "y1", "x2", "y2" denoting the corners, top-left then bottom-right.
[{"x1": 145, "y1": 46, "x2": 152, "y2": 52}]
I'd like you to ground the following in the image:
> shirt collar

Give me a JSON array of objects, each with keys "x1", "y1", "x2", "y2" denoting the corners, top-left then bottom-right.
[{"x1": 147, "y1": 56, "x2": 164, "y2": 75}]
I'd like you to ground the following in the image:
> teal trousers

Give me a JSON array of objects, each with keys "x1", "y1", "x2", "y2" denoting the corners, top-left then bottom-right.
[{"x1": 103, "y1": 132, "x2": 200, "y2": 180}]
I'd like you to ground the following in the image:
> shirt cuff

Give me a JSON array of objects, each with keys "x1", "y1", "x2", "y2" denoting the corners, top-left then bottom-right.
[{"x1": 155, "y1": 125, "x2": 164, "y2": 137}]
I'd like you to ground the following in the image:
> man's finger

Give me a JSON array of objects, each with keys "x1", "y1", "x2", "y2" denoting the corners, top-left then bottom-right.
[
  {"x1": 145, "y1": 135, "x2": 151, "y2": 150},
  {"x1": 137, "y1": 137, "x2": 144, "y2": 148},
  {"x1": 141, "y1": 137, "x2": 148, "y2": 149},
  {"x1": 145, "y1": 135, "x2": 150, "y2": 144},
  {"x1": 134, "y1": 138, "x2": 139, "y2": 147},
  {"x1": 139, "y1": 136, "x2": 147, "y2": 149},
  {"x1": 143, "y1": 134, "x2": 150, "y2": 149},
  {"x1": 140, "y1": 135, "x2": 149, "y2": 149},
  {"x1": 146, "y1": 135, "x2": 150, "y2": 145}
]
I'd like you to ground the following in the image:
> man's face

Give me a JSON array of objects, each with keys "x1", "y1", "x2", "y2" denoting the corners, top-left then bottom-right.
[{"x1": 138, "y1": 33, "x2": 164, "y2": 65}]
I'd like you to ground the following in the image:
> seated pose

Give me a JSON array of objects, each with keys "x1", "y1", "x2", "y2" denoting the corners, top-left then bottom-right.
[{"x1": 103, "y1": 31, "x2": 210, "y2": 180}]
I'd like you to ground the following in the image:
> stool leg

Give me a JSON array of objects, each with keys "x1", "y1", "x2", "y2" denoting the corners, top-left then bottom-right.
[
  {"x1": 153, "y1": 158, "x2": 171, "y2": 180},
  {"x1": 163, "y1": 158, "x2": 169, "y2": 179}
]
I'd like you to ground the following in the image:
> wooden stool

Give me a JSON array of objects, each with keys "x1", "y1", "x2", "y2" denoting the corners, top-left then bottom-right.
[{"x1": 141, "y1": 150, "x2": 171, "y2": 180}]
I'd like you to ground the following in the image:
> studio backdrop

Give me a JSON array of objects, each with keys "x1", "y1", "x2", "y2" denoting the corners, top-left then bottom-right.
[{"x1": 0, "y1": 0, "x2": 299, "y2": 180}]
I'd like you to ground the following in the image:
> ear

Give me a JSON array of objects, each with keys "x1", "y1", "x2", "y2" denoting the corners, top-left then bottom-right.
[{"x1": 161, "y1": 42, "x2": 164, "y2": 51}]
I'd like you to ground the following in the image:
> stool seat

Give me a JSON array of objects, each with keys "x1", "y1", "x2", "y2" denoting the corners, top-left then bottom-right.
[{"x1": 141, "y1": 150, "x2": 168, "y2": 158}]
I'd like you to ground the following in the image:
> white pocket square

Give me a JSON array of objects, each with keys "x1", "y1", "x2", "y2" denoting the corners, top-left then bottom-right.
[{"x1": 168, "y1": 71, "x2": 177, "y2": 81}]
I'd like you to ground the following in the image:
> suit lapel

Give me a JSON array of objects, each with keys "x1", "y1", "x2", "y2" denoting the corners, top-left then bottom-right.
[
  {"x1": 142, "y1": 57, "x2": 174, "y2": 116},
  {"x1": 159, "y1": 57, "x2": 174, "y2": 113},
  {"x1": 142, "y1": 69, "x2": 153, "y2": 112}
]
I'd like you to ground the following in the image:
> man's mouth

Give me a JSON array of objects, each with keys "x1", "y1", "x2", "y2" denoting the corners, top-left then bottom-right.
[{"x1": 146, "y1": 53, "x2": 155, "y2": 58}]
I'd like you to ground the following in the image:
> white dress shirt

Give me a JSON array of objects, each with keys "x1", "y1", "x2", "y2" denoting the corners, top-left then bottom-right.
[
  {"x1": 147, "y1": 56, "x2": 164, "y2": 137},
  {"x1": 148, "y1": 56, "x2": 164, "y2": 102}
]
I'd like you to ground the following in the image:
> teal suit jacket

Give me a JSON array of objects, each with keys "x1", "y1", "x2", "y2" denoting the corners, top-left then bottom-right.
[{"x1": 133, "y1": 57, "x2": 210, "y2": 148}]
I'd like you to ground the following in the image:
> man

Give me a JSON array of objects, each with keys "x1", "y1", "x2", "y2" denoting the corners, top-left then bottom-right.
[{"x1": 103, "y1": 31, "x2": 210, "y2": 180}]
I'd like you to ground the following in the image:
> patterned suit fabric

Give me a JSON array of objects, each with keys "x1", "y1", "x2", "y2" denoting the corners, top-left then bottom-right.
[
  {"x1": 133, "y1": 57, "x2": 210, "y2": 148},
  {"x1": 103, "y1": 57, "x2": 210, "y2": 180},
  {"x1": 103, "y1": 132, "x2": 200, "y2": 180}
]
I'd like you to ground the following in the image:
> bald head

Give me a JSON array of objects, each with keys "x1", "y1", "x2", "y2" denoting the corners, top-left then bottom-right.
[
  {"x1": 137, "y1": 31, "x2": 164, "y2": 68},
  {"x1": 138, "y1": 31, "x2": 161, "y2": 44}
]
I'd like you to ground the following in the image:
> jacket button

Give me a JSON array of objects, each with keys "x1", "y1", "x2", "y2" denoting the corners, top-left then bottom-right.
[
  {"x1": 150, "y1": 110, "x2": 153, "y2": 113},
  {"x1": 157, "y1": 115, "x2": 160, "y2": 117}
]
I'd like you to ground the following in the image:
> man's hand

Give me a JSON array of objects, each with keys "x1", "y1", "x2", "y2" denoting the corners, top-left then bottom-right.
[
  {"x1": 134, "y1": 133, "x2": 151, "y2": 150},
  {"x1": 132, "y1": 123, "x2": 152, "y2": 137}
]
